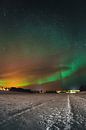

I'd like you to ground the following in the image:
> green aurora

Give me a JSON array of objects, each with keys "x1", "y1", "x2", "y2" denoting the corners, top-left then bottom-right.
[{"x1": 0, "y1": 1, "x2": 86, "y2": 90}]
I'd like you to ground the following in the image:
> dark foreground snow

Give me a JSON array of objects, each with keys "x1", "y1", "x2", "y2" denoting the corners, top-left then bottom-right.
[{"x1": 0, "y1": 92, "x2": 86, "y2": 130}]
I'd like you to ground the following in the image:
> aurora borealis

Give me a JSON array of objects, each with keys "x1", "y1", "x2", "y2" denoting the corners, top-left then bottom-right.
[{"x1": 0, "y1": 0, "x2": 86, "y2": 90}]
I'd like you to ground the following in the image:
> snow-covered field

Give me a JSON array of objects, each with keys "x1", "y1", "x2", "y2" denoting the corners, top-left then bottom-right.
[{"x1": 0, "y1": 92, "x2": 86, "y2": 130}]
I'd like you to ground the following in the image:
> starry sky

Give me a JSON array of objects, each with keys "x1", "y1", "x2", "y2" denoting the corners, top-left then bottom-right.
[{"x1": 0, "y1": 0, "x2": 86, "y2": 90}]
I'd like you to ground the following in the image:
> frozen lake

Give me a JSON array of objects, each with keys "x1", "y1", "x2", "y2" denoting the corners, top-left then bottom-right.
[{"x1": 0, "y1": 92, "x2": 86, "y2": 130}]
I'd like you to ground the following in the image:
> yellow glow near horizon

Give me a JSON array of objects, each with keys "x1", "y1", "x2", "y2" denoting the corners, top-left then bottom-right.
[{"x1": 0, "y1": 78, "x2": 31, "y2": 88}]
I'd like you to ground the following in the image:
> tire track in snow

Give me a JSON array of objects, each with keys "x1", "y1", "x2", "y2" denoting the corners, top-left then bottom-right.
[
  {"x1": 64, "y1": 95, "x2": 73, "y2": 130},
  {"x1": 0, "y1": 99, "x2": 55, "y2": 126},
  {"x1": 45, "y1": 95, "x2": 73, "y2": 130}
]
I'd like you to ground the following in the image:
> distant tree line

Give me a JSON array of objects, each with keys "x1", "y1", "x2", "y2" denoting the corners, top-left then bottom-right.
[
  {"x1": 46, "y1": 90, "x2": 57, "y2": 93},
  {"x1": 9, "y1": 87, "x2": 58, "y2": 93},
  {"x1": 9, "y1": 87, "x2": 39, "y2": 93},
  {"x1": 79, "y1": 85, "x2": 86, "y2": 91}
]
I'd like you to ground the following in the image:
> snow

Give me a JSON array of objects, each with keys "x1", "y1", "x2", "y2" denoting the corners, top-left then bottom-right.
[{"x1": 0, "y1": 93, "x2": 86, "y2": 130}]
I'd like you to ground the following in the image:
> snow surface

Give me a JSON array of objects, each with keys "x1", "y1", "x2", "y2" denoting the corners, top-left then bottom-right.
[{"x1": 0, "y1": 93, "x2": 86, "y2": 130}]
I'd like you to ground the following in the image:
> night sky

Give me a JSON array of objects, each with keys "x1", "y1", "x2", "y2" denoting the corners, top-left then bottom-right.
[{"x1": 0, "y1": 0, "x2": 86, "y2": 90}]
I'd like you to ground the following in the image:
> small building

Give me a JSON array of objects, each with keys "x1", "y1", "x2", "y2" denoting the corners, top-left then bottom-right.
[
  {"x1": 65, "y1": 90, "x2": 80, "y2": 93},
  {"x1": 56, "y1": 90, "x2": 80, "y2": 93}
]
